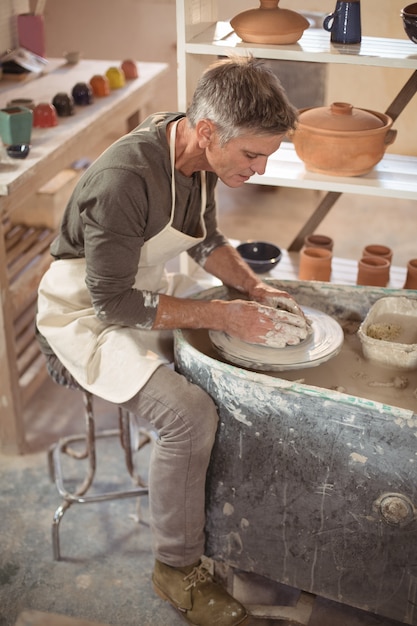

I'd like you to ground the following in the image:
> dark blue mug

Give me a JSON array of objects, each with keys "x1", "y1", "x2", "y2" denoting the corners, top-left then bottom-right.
[{"x1": 323, "y1": 0, "x2": 361, "y2": 44}]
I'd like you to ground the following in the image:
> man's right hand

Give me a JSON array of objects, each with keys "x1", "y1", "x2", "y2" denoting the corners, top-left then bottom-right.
[{"x1": 222, "y1": 300, "x2": 310, "y2": 348}]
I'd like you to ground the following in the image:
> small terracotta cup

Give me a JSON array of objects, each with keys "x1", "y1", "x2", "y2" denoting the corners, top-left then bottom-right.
[
  {"x1": 403, "y1": 259, "x2": 417, "y2": 290},
  {"x1": 362, "y1": 244, "x2": 393, "y2": 264},
  {"x1": 356, "y1": 256, "x2": 390, "y2": 287},
  {"x1": 304, "y1": 233, "x2": 334, "y2": 251},
  {"x1": 299, "y1": 247, "x2": 332, "y2": 282}
]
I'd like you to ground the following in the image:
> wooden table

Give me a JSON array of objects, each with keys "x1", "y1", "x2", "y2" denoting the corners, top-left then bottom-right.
[{"x1": 0, "y1": 59, "x2": 167, "y2": 454}]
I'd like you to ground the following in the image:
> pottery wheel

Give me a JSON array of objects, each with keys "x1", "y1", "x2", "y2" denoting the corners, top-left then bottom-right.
[{"x1": 209, "y1": 306, "x2": 344, "y2": 371}]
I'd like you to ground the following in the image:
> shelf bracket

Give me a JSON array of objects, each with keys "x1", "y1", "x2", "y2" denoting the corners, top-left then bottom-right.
[
  {"x1": 385, "y1": 69, "x2": 417, "y2": 122},
  {"x1": 288, "y1": 191, "x2": 342, "y2": 252}
]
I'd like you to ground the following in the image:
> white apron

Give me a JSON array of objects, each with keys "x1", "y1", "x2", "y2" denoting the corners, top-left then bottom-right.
[{"x1": 37, "y1": 120, "x2": 207, "y2": 403}]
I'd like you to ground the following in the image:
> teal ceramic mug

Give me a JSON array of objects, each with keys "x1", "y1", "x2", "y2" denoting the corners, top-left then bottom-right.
[{"x1": 0, "y1": 106, "x2": 33, "y2": 146}]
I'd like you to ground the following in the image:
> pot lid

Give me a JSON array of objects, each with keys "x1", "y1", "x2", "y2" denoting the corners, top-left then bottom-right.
[
  {"x1": 231, "y1": 1, "x2": 309, "y2": 36},
  {"x1": 298, "y1": 102, "x2": 386, "y2": 131}
]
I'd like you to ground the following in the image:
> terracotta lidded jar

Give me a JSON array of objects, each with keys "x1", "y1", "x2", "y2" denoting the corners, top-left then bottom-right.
[
  {"x1": 356, "y1": 256, "x2": 390, "y2": 287},
  {"x1": 304, "y1": 233, "x2": 334, "y2": 251},
  {"x1": 292, "y1": 101, "x2": 396, "y2": 176},
  {"x1": 299, "y1": 247, "x2": 332, "y2": 282},
  {"x1": 230, "y1": 0, "x2": 310, "y2": 45},
  {"x1": 403, "y1": 259, "x2": 417, "y2": 290}
]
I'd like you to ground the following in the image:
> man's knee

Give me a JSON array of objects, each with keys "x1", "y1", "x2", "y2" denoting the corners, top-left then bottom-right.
[{"x1": 182, "y1": 380, "x2": 219, "y2": 446}]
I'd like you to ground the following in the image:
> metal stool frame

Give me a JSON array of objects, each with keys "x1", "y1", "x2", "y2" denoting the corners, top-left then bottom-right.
[{"x1": 47, "y1": 388, "x2": 152, "y2": 560}]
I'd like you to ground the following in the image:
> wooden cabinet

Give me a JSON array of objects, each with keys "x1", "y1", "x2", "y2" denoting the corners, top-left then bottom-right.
[
  {"x1": 176, "y1": 1, "x2": 417, "y2": 249},
  {"x1": 0, "y1": 59, "x2": 168, "y2": 453}
]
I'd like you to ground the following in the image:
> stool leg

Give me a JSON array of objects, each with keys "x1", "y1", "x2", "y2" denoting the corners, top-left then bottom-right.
[
  {"x1": 48, "y1": 392, "x2": 151, "y2": 559},
  {"x1": 52, "y1": 501, "x2": 71, "y2": 561},
  {"x1": 50, "y1": 391, "x2": 97, "y2": 560}
]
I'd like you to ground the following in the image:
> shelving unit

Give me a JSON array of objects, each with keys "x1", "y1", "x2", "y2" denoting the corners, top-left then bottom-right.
[
  {"x1": 0, "y1": 59, "x2": 168, "y2": 453},
  {"x1": 176, "y1": 2, "x2": 417, "y2": 250},
  {"x1": 176, "y1": 5, "x2": 417, "y2": 623}
]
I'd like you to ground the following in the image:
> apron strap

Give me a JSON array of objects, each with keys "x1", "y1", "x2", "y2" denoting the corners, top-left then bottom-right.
[{"x1": 170, "y1": 119, "x2": 207, "y2": 225}]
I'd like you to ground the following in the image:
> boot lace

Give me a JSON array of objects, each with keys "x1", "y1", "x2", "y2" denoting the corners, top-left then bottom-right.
[{"x1": 183, "y1": 561, "x2": 212, "y2": 591}]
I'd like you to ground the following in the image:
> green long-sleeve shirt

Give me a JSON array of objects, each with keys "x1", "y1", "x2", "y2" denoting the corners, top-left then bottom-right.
[{"x1": 49, "y1": 112, "x2": 228, "y2": 329}]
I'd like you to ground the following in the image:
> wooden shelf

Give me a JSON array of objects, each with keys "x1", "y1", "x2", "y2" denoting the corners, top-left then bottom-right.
[
  {"x1": 248, "y1": 143, "x2": 417, "y2": 200},
  {"x1": 2, "y1": 217, "x2": 55, "y2": 405},
  {"x1": 5, "y1": 219, "x2": 55, "y2": 318},
  {"x1": 185, "y1": 24, "x2": 417, "y2": 69},
  {"x1": 0, "y1": 59, "x2": 168, "y2": 453},
  {"x1": 177, "y1": 6, "x2": 417, "y2": 250}
]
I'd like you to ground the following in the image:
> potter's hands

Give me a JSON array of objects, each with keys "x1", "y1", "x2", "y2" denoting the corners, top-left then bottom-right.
[
  {"x1": 249, "y1": 283, "x2": 306, "y2": 320},
  {"x1": 223, "y1": 300, "x2": 309, "y2": 348}
]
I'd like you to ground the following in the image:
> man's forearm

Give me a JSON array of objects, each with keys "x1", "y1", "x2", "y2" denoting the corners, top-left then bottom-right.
[{"x1": 203, "y1": 244, "x2": 261, "y2": 296}]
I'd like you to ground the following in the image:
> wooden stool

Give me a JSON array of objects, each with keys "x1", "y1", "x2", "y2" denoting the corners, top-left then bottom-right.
[{"x1": 46, "y1": 358, "x2": 154, "y2": 560}]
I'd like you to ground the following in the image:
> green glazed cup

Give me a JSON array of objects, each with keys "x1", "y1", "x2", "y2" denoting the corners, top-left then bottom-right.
[{"x1": 0, "y1": 106, "x2": 33, "y2": 145}]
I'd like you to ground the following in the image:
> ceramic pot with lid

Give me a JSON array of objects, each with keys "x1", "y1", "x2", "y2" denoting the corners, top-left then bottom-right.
[
  {"x1": 292, "y1": 101, "x2": 396, "y2": 176},
  {"x1": 230, "y1": 0, "x2": 310, "y2": 45}
]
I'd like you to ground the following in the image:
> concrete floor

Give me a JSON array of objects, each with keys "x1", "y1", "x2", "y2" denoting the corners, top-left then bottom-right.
[
  {"x1": 0, "y1": 377, "x2": 409, "y2": 626},
  {"x1": 1, "y1": 139, "x2": 416, "y2": 625}
]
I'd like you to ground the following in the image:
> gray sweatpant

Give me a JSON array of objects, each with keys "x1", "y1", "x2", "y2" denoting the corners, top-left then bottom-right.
[{"x1": 121, "y1": 365, "x2": 219, "y2": 567}]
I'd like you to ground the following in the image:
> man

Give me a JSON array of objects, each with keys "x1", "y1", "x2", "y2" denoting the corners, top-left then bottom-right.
[{"x1": 37, "y1": 55, "x2": 308, "y2": 625}]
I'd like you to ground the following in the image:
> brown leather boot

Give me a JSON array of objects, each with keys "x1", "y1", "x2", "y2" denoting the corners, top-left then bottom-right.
[{"x1": 152, "y1": 559, "x2": 248, "y2": 625}]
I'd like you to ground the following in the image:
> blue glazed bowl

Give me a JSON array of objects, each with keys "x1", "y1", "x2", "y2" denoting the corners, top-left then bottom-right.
[{"x1": 236, "y1": 241, "x2": 282, "y2": 274}]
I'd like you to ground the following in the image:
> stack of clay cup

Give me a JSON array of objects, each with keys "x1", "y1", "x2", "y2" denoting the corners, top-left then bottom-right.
[{"x1": 298, "y1": 233, "x2": 334, "y2": 282}]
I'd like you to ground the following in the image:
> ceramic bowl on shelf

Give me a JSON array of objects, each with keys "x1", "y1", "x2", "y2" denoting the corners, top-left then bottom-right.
[
  {"x1": 291, "y1": 101, "x2": 397, "y2": 176},
  {"x1": 90, "y1": 74, "x2": 110, "y2": 97},
  {"x1": 72, "y1": 82, "x2": 94, "y2": 105},
  {"x1": 6, "y1": 98, "x2": 35, "y2": 111},
  {"x1": 401, "y1": 3, "x2": 417, "y2": 43},
  {"x1": 236, "y1": 241, "x2": 282, "y2": 273},
  {"x1": 33, "y1": 103, "x2": 58, "y2": 128},
  {"x1": 52, "y1": 92, "x2": 75, "y2": 117},
  {"x1": 7, "y1": 144, "x2": 30, "y2": 159},
  {"x1": 121, "y1": 59, "x2": 139, "y2": 79},
  {"x1": 64, "y1": 50, "x2": 82, "y2": 64},
  {"x1": 230, "y1": 0, "x2": 310, "y2": 45},
  {"x1": 106, "y1": 66, "x2": 126, "y2": 89}
]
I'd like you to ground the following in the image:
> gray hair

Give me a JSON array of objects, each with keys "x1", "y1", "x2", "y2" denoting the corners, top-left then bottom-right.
[{"x1": 186, "y1": 55, "x2": 298, "y2": 145}]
